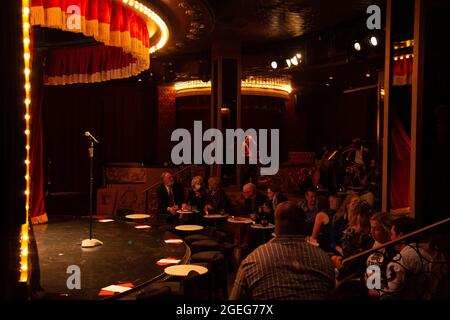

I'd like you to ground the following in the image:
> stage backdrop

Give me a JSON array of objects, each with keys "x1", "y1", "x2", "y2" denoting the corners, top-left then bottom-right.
[{"x1": 42, "y1": 82, "x2": 158, "y2": 198}]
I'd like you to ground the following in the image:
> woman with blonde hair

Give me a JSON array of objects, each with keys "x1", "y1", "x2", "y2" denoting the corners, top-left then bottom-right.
[
  {"x1": 330, "y1": 193, "x2": 360, "y2": 255},
  {"x1": 185, "y1": 176, "x2": 207, "y2": 213},
  {"x1": 204, "y1": 176, "x2": 230, "y2": 214}
]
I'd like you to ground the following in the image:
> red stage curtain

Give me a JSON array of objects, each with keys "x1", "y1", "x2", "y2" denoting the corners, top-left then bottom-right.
[
  {"x1": 390, "y1": 112, "x2": 411, "y2": 210},
  {"x1": 30, "y1": 36, "x2": 48, "y2": 224},
  {"x1": 393, "y1": 56, "x2": 413, "y2": 86},
  {"x1": 44, "y1": 45, "x2": 139, "y2": 85},
  {"x1": 31, "y1": 0, "x2": 150, "y2": 85}
]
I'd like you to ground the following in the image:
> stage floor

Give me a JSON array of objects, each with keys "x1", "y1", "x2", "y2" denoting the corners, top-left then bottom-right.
[{"x1": 33, "y1": 216, "x2": 189, "y2": 299}]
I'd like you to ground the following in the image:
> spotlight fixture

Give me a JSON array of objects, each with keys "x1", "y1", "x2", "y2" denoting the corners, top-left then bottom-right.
[
  {"x1": 369, "y1": 36, "x2": 378, "y2": 46},
  {"x1": 271, "y1": 61, "x2": 278, "y2": 69},
  {"x1": 290, "y1": 56, "x2": 299, "y2": 66},
  {"x1": 366, "y1": 71, "x2": 371, "y2": 78},
  {"x1": 329, "y1": 74, "x2": 334, "y2": 80},
  {"x1": 286, "y1": 59, "x2": 292, "y2": 68},
  {"x1": 354, "y1": 41, "x2": 361, "y2": 51},
  {"x1": 296, "y1": 53, "x2": 302, "y2": 59}
]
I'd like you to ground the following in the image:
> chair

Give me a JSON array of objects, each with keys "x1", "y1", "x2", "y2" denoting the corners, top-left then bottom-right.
[
  {"x1": 184, "y1": 234, "x2": 212, "y2": 245},
  {"x1": 190, "y1": 251, "x2": 228, "y2": 299},
  {"x1": 190, "y1": 239, "x2": 221, "y2": 254}
]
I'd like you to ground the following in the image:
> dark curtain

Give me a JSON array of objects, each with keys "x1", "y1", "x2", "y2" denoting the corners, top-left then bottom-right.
[
  {"x1": 390, "y1": 111, "x2": 411, "y2": 209},
  {"x1": 42, "y1": 83, "x2": 157, "y2": 194},
  {"x1": 30, "y1": 48, "x2": 48, "y2": 224}
]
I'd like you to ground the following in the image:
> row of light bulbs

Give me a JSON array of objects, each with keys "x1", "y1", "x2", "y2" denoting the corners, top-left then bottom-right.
[
  {"x1": 121, "y1": 0, "x2": 169, "y2": 53},
  {"x1": 271, "y1": 53, "x2": 302, "y2": 70},
  {"x1": 20, "y1": 0, "x2": 31, "y2": 283}
]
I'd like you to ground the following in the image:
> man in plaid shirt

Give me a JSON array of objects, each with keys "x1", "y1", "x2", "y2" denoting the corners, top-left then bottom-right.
[{"x1": 230, "y1": 201, "x2": 335, "y2": 300}]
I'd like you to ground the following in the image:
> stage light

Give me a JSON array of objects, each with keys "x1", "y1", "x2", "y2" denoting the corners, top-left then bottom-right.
[
  {"x1": 296, "y1": 53, "x2": 302, "y2": 59},
  {"x1": 290, "y1": 56, "x2": 299, "y2": 66},
  {"x1": 286, "y1": 59, "x2": 292, "y2": 68},
  {"x1": 329, "y1": 74, "x2": 334, "y2": 80},
  {"x1": 366, "y1": 71, "x2": 371, "y2": 78},
  {"x1": 354, "y1": 41, "x2": 361, "y2": 51},
  {"x1": 271, "y1": 61, "x2": 278, "y2": 69},
  {"x1": 369, "y1": 36, "x2": 378, "y2": 46}
]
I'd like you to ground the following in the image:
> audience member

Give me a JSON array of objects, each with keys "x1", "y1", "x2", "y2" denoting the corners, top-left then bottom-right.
[
  {"x1": 156, "y1": 172, "x2": 185, "y2": 223},
  {"x1": 298, "y1": 187, "x2": 320, "y2": 233},
  {"x1": 230, "y1": 201, "x2": 335, "y2": 300},
  {"x1": 204, "y1": 176, "x2": 230, "y2": 214},
  {"x1": 262, "y1": 185, "x2": 287, "y2": 223},
  {"x1": 330, "y1": 193, "x2": 360, "y2": 255},
  {"x1": 242, "y1": 183, "x2": 267, "y2": 219}
]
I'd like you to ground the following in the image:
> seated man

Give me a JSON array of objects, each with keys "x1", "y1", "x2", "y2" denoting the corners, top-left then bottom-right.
[
  {"x1": 242, "y1": 183, "x2": 267, "y2": 219},
  {"x1": 374, "y1": 217, "x2": 436, "y2": 300},
  {"x1": 156, "y1": 172, "x2": 185, "y2": 224},
  {"x1": 298, "y1": 187, "x2": 320, "y2": 233},
  {"x1": 262, "y1": 185, "x2": 288, "y2": 223},
  {"x1": 230, "y1": 201, "x2": 335, "y2": 300}
]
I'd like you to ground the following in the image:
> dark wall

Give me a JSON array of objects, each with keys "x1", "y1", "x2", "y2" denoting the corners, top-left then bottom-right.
[
  {"x1": 174, "y1": 90, "x2": 378, "y2": 163},
  {"x1": 421, "y1": 2, "x2": 450, "y2": 224},
  {"x1": 300, "y1": 88, "x2": 378, "y2": 158}
]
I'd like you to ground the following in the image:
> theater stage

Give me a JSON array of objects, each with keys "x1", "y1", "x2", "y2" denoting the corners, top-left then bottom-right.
[{"x1": 33, "y1": 216, "x2": 190, "y2": 300}]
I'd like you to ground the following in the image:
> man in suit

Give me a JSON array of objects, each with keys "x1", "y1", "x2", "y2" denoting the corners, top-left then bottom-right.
[
  {"x1": 156, "y1": 172, "x2": 185, "y2": 223},
  {"x1": 242, "y1": 183, "x2": 267, "y2": 219}
]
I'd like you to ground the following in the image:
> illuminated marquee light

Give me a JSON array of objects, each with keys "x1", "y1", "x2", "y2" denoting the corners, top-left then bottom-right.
[
  {"x1": 393, "y1": 54, "x2": 414, "y2": 61},
  {"x1": 122, "y1": 0, "x2": 170, "y2": 54},
  {"x1": 174, "y1": 77, "x2": 292, "y2": 97},
  {"x1": 20, "y1": 0, "x2": 31, "y2": 283}
]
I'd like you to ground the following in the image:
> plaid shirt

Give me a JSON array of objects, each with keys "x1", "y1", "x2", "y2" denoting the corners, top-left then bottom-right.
[{"x1": 230, "y1": 235, "x2": 335, "y2": 300}]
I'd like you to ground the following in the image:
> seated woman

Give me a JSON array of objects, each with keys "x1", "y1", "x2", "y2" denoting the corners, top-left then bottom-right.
[
  {"x1": 365, "y1": 212, "x2": 396, "y2": 294},
  {"x1": 183, "y1": 176, "x2": 207, "y2": 224},
  {"x1": 340, "y1": 201, "x2": 373, "y2": 258},
  {"x1": 262, "y1": 185, "x2": 287, "y2": 224},
  {"x1": 204, "y1": 176, "x2": 230, "y2": 214},
  {"x1": 185, "y1": 176, "x2": 207, "y2": 212},
  {"x1": 310, "y1": 194, "x2": 341, "y2": 252},
  {"x1": 330, "y1": 193, "x2": 360, "y2": 256},
  {"x1": 333, "y1": 200, "x2": 374, "y2": 281}
]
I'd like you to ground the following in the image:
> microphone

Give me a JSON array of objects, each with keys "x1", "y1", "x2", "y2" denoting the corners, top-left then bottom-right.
[{"x1": 85, "y1": 131, "x2": 99, "y2": 144}]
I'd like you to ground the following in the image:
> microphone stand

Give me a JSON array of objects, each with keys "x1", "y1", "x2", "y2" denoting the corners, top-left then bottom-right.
[{"x1": 81, "y1": 136, "x2": 103, "y2": 248}]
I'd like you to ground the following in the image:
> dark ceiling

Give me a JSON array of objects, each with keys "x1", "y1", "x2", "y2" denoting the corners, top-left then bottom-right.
[
  {"x1": 149, "y1": 0, "x2": 384, "y2": 57},
  {"x1": 33, "y1": 0, "x2": 386, "y2": 91}
]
